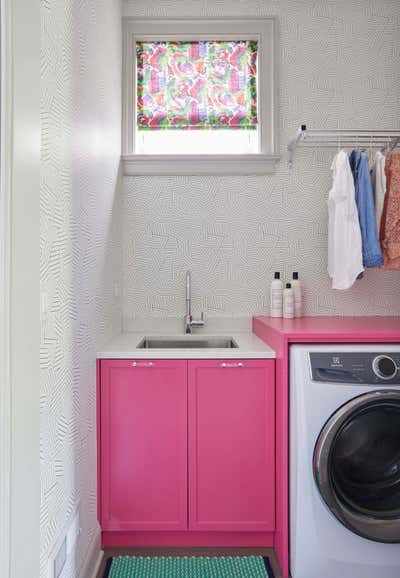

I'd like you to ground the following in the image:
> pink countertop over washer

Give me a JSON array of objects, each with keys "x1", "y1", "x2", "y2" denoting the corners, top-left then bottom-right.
[
  {"x1": 253, "y1": 316, "x2": 400, "y2": 342},
  {"x1": 252, "y1": 315, "x2": 400, "y2": 578}
]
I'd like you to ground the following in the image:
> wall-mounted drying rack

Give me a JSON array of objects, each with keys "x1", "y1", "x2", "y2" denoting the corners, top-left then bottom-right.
[{"x1": 287, "y1": 124, "x2": 400, "y2": 168}]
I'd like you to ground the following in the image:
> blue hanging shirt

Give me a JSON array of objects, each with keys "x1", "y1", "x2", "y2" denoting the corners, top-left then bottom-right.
[{"x1": 349, "y1": 149, "x2": 384, "y2": 268}]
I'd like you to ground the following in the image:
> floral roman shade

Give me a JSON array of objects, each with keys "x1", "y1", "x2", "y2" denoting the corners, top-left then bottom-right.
[{"x1": 136, "y1": 40, "x2": 258, "y2": 130}]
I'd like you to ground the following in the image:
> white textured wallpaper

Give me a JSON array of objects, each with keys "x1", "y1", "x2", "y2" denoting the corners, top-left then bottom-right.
[
  {"x1": 40, "y1": 0, "x2": 121, "y2": 576},
  {"x1": 122, "y1": 0, "x2": 400, "y2": 326},
  {"x1": 39, "y1": 2, "x2": 400, "y2": 574}
]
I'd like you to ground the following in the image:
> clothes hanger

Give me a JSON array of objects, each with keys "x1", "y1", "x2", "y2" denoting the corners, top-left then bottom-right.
[
  {"x1": 354, "y1": 134, "x2": 360, "y2": 153},
  {"x1": 367, "y1": 134, "x2": 374, "y2": 165},
  {"x1": 389, "y1": 136, "x2": 400, "y2": 151},
  {"x1": 334, "y1": 134, "x2": 342, "y2": 159},
  {"x1": 360, "y1": 135, "x2": 369, "y2": 155},
  {"x1": 381, "y1": 136, "x2": 390, "y2": 154}
]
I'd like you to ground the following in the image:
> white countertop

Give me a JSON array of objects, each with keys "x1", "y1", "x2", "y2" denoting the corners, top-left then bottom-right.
[{"x1": 97, "y1": 332, "x2": 275, "y2": 359}]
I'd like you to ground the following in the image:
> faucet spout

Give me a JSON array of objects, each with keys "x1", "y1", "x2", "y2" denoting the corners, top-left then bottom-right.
[
  {"x1": 184, "y1": 270, "x2": 205, "y2": 334},
  {"x1": 185, "y1": 270, "x2": 191, "y2": 317}
]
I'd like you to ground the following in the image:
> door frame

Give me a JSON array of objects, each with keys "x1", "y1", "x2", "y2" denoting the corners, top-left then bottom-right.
[
  {"x1": 0, "y1": 0, "x2": 41, "y2": 576},
  {"x1": 0, "y1": 0, "x2": 12, "y2": 573}
]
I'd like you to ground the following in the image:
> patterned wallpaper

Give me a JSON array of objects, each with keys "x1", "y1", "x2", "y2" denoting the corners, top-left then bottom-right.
[
  {"x1": 122, "y1": 0, "x2": 400, "y2": 326},
  {"x1": 40, "y1": 1, "x2": 121, "y2": 576},
  {"x1": 39, "y1": 2, "x2": 400, "y2": 575}
]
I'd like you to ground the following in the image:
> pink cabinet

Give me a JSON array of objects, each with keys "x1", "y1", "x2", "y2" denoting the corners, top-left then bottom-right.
[
  {"x1": 98, "y1": 358, "x2": 275, "y2": 537},
  {"x1": 100, "y1": 359, "x2": 187, "y2": 531},
  {"x1": 188, "y1": 360, "x2": 275, "y2": 531}
]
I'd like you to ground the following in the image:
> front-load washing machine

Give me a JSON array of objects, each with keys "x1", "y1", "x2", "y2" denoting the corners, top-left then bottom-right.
[{"x1": 290, "y1": 344, "x2": 400, "y2": 578}]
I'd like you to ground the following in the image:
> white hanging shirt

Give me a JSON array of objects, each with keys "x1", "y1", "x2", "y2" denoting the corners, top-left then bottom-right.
[
  {"x1": 328, "y1": 150, "x2": 364, "y2": 290},
  {"x1": 371, "y1": 150, "x2": 386, "y2": 230}
]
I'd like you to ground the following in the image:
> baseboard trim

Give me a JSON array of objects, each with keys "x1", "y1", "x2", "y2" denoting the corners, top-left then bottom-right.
[
  {"x1": 102, "y1": 530, "x2": 274, "y2": 548},
  {"x1": 79, "y1": 528, "x2": 103, "y2": 578}
]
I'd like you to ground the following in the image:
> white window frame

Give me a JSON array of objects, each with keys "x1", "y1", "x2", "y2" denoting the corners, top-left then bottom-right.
[{"x1": 122, "y1": 17, "x2": 280, "y2": 175}]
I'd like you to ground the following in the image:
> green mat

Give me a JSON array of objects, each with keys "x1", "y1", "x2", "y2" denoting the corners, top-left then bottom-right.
[{"x1": 104, "y1": 556, "x2": 273, "y2": 578}]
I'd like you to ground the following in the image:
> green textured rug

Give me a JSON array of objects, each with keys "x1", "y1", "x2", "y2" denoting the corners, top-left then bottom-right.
[{"x1": 104, "y1": 556, "x2": 274, "y2": 578}]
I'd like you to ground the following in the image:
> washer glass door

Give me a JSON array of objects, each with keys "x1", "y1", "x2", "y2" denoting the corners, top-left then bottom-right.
[{"x1": 314, "y1": 391, "x2": 400, "y2": 542}]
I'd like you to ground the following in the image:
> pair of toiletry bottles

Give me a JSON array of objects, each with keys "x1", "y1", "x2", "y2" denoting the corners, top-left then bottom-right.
[{"x1": 270, "y1": 272, "x2": 303, "y2": 318}]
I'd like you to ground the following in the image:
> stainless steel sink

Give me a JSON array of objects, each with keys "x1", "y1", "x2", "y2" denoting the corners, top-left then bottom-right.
[{"x1": 137, "y1": 336, "x2": 239, "y2": 349}]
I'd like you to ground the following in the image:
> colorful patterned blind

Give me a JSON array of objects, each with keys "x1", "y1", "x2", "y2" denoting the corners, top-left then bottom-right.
[{"x1": 136, "y1": 40, "x2": 258, "y2": 130}]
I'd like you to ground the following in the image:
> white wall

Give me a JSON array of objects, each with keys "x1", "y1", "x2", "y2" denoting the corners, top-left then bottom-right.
[
  {"x1": 122, "y1": 0, "x2": 400, "y2": 326},
  {"x1": 40, "y1": 1, "x2": 122, "y2": 576}
]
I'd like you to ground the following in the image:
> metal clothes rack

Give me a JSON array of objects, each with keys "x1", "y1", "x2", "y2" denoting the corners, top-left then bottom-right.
[{"x1": 287, "y1": 124, "x2": 400, "y2": 168}]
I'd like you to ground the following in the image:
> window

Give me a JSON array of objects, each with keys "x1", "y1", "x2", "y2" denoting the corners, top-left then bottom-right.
[
  {"x1": 136, "y1": 40, "x2": 258, "y2": 155},
  {"x1": 123, "y1": 18, "x2": 279, "y2": 175}
]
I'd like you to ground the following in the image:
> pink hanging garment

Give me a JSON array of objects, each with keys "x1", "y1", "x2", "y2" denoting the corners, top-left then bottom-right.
[{"x1": 380, "y1": 150, "x2": 400, "y2": 270}]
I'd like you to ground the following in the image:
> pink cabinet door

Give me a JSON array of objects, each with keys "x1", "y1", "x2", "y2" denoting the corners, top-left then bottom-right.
[
  {"x1": 100, "y1": 359, "x2": 187, "y2": 531},
  {"x1": 188, "y1": 359, "x2": 275, "y2": 532}
]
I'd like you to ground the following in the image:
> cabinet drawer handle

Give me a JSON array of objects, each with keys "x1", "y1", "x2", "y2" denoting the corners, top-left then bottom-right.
[
  {"x1": 220, "y1": 362, "x2": 244, "y2": 368},
  {"x1": 131, "y1": 361, "x2": 155, "y2": 367}
]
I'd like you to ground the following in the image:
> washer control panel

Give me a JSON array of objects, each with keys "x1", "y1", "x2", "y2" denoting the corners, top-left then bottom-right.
[{"x1": 309, "y1": 352, "x2": 400, "y2": 384}]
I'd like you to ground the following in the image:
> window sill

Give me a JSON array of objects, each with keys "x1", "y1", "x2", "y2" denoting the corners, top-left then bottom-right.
[{"x1": 122, "y1": 154, "x2": 280, "y2": 176}]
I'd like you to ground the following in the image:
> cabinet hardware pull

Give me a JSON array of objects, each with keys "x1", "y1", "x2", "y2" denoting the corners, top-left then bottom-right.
[
  {"x1": 220, "y1": 362, "x2": 244, "y2": 368},
  {"x1": 131, "y1": 361, "x2": 155, "y2": 367}
]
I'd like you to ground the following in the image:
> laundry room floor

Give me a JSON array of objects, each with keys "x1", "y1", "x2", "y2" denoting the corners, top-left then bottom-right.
[{"x1": 96, "y1": 547, "x2": 283, "y2": 578}]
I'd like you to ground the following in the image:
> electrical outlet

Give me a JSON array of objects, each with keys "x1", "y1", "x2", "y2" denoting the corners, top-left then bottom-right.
[
  {"x1": 53, "y1": 537, "x2": 66, "y2": 578},
  {"x1": 47, "y1": 504, "x2": 80, "y2": 578}
]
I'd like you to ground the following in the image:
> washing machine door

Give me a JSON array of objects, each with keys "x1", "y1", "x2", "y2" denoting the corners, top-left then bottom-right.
[{"x1": 313, "y1": 390, "x2": 400, "y2": 542}]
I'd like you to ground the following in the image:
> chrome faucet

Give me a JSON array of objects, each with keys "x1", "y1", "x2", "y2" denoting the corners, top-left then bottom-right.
[{"x1": 184, "y1": 270, "x2": 206, "y2": 334}]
